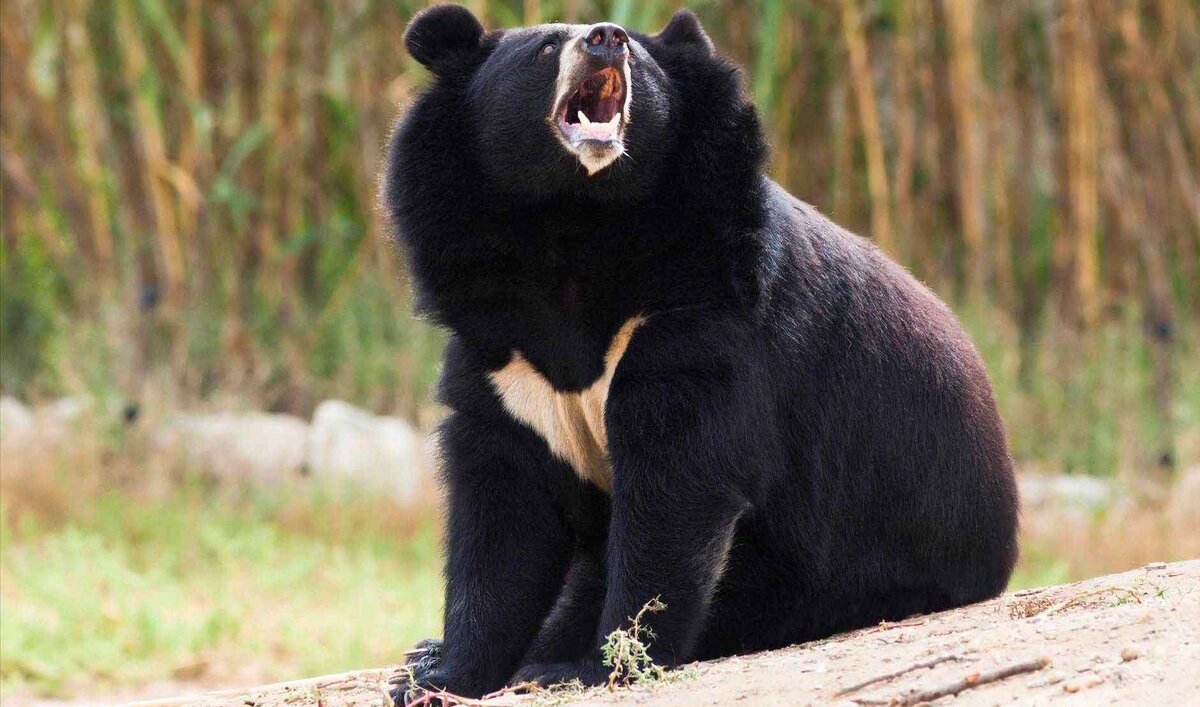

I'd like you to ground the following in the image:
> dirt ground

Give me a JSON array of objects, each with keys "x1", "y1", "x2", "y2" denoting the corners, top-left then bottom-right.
[{"x1": 136, "y1": 560, "x2": 1199, "y2": 707}]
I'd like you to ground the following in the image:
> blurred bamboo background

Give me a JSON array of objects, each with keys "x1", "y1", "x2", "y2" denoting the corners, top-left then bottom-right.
[{"x1": 1, "y1": 0, "x2": 1198, "y2": 479}]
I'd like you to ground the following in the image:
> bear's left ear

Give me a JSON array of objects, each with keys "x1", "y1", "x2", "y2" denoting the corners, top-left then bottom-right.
[
  {"x1": 405, "y1": 4, "x2": 486, "y2": 75},
  {"x1": 654, "y1": 9, "x2": 714, "y2": 56}
]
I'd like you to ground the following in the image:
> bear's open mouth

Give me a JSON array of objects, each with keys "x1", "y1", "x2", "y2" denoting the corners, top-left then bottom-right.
[{"x1": 556, "y1": 67, "x2": 626, "y2": 145}]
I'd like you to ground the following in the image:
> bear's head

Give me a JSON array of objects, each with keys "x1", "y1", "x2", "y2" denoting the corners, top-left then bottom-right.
[{"x1": 397, "y1": 4, "x2": 752, "y2": 203}]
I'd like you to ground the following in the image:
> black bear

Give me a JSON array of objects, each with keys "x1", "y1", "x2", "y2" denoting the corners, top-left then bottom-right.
[{"x1": 383, "y1": 5, "x2": 1019, "y2": 702}]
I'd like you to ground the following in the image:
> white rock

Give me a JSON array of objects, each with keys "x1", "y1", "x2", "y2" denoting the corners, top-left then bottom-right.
[
  {"x1": 1, "y1": 395, "x2": 87, "y2": 455},
  {"x1": 306, "y1": 400, "x2": 423, "y2": 501},
  {"x1": 42, "y1": 396, "x2": 88, "y2": 427},
  {"x1": 153, "y1": 412, "x2": 309, "y2": 484},
  {"x1": 0, "y1": 396, "x2": 34, "y2": 442},
  {"x1": 1019, "y1": 474, "x2": 1113, "y2": 511}
]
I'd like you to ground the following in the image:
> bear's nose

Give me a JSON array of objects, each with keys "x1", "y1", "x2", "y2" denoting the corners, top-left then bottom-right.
[{"x1": 584, "y1": 23, "x2": 629, "y2": 64}]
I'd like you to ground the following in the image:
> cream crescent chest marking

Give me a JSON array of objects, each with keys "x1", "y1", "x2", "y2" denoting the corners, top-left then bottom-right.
[{"x1": 488, "y1": 317, "x2": 645, "y2": 493}]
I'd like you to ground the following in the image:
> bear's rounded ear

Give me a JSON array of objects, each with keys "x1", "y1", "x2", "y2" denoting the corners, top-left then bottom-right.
[
  {"x1": 654, "y1": 9, "x2": 714, "y2": 55},
  {"x1": 405, "y1": 4, "x2": 486, "y2": 74}
]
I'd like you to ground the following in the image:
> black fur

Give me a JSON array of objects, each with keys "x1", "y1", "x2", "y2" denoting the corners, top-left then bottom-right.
[{"x1": 384, "y1": 6, "x2": 1019, "y2": 702}]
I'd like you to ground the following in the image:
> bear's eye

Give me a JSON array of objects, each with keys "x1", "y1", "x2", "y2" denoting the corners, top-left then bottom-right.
[{"x1": 539, "y1": 41, "x2": 558, "y2": 56}]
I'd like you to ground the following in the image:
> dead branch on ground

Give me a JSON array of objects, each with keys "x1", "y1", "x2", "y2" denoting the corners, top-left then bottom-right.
[
  {"x1": 834, "y1": 652, "x2": 973, "y2": 697},
  {"x1": 851, "y1": 656, "x2": 1050, "y2": 706}
]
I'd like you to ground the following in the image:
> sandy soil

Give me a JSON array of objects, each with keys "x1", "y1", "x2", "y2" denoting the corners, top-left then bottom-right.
[{"x1": 134, "y1": 560, "x2": 1200, "y2": 707}]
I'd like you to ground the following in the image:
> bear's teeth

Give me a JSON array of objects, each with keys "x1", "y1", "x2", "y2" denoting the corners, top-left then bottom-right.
[{"x1": 578, "y1": 111, "x2": 591, "y2": 125}]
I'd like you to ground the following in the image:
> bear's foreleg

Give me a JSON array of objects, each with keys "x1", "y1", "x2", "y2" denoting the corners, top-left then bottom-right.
[{"x1": 391, "y1": 412, "x2": 573, "y2": 704}]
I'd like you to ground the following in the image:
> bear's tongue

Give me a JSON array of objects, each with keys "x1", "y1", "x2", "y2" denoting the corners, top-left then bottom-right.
[{"x1": 563, "y1": 67, "x2": 624, "y2": 141}]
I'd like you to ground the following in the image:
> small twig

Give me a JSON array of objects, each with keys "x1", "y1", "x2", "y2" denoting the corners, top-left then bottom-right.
[
  {"x1": 858, "y1": 616, "x2": 930, "y2": 636},
  {"x1": 852, "y1": 657, "x2": 1050, "y2": 706},
  {"x1": 481, "y1": 681, "x2": 543, "y2": 700},
  {"x1": 1034, "y1": 586, "x2": 1141, "y2": 618},
  {"x1": 834, "y1": 653, "x2": 970, "y2": 696},
  {"x1": 405, "y1": 688, "x2": 477, "y2": 707}
]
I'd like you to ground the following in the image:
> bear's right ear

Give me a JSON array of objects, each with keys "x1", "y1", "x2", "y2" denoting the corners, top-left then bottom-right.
[{"x1": 405, "y1": 4, "x2": 486, "y2": 75}]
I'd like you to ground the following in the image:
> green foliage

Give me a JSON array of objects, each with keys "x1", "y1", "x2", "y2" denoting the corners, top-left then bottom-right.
[
  {"x1": 960, "y1": 309, "x2": 1199, "y2": 477},
  {"x1": 0, "y1": 487, "x2": 442, "y2": 696},
  {"x1": 0, "y1": 234, "x2": 67, "y2": 397}
]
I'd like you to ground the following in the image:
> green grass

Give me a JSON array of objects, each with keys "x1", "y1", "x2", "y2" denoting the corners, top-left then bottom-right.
[
  {"x1": 0, "y1": 486, "x2": 443, "y2": 697},
  {"x1": 959, "y1": 306, "x2": 1200, "y2": 477},
  {"x1": 1007, "y1": 546, "x2": 1072, "y2": 591}
]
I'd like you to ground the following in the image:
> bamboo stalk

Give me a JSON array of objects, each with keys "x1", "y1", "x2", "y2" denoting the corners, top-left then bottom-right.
[
  {"x1": 564, "y1": 0, "x2": 582, "y2": 23},
  {"x1": 929, "y1": 0, "x2": 962, "y2": 290},
  {"x1": 524, "y1": 0, "x2": 540, "y2": 25},
  {"x1": 839, "y1": 0, "x2": 893, "y2": 254},
  {"x1": 1, "y1": 3, "x2": 67, "y2": 263},
  {"x1": 773, "y1": 14, "x2": 798, "y2": 189},
  {"x1": 1008, "y1": 0, "x2": 1046, "y2": 387},
  {"x1": 893, "y1": 0, "x2": 917, "y2": 264},
  {"x1": 1095, "y1": 75, "x2": 1177, "y2": 480},
  {"x1": 913, "y1": 1, "x2": 941, "y2": 281},
  {"x1": 987, "y1": 94, "x2": 1015, "y2": 311},
  {"x1": 175, "y1": 0, "x2": 208, "y2": 271},
  {"x1": 986, "y1": 1, "x2": 1017, "y2": 312},
  {"x1": 116, "y1": 0, "x2": 186, "y2": 308},
  {"x1": 1075, "y1": 3, "x2": 1101, "y2": 327},
  {"x1": 1114, "y1": 6, "x2": 1200, "y2": 237},
  {"x1": 259, "y1": 0, "x2": 295, "y2": 306},
  {"x1": 941, "y1": 0, "x2": 987, "y2": 299},
  {"x1": 831, "y1": 77, "x2": 856, "y2": 224},
  {"x1": 61, "y1": 0, "x2": 116, "y2": 282}
]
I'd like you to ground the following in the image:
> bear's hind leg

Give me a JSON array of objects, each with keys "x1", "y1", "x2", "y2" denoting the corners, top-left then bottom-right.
[{"x1": 516, "y1": 549, "x2": 606, "y2": 672}]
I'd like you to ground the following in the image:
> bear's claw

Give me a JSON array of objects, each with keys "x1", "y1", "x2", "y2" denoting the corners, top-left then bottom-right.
[{"x1": 388, "y1": 638, "x2": 446, "y2": 706}]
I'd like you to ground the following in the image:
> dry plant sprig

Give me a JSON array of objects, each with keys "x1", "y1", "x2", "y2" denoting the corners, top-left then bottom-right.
[{"x1": 602, "y1": 596, "x2": 668, "y2": 690}]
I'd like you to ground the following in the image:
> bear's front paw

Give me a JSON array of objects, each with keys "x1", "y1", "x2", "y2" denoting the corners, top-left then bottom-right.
[
  {"x1": 511, "y1": 657, "x2": 608, "y2": 690},
  {"x1": 388, "y1": 638, "x2": 447, "y2": 706}
]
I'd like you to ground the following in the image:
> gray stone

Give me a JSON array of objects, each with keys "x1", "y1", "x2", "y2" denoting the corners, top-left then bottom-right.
[
  {"x1": 42, "y1": 396, "x2": 88, "y2": 428},
  {"x1": 153, "y1": 412, "x2": 309, "y2": 484},
  {"x1": 0, "y1": 395, "x2": 86, "y2": 454},
  {"x1": 0, "y1": 396, "x2": 34, "y2": 443},
  {"x1": 306, "y1": 400, "x2": 423, "y2": 501}
]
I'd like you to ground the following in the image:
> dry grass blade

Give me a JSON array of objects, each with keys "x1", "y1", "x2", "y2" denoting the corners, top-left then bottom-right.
[
  {"x1": 481, "y1": 682, "x2": 543, "y2": 700},
  {"x1": 1033, "y1": 585, "x2": 1143, "y2": 619}
]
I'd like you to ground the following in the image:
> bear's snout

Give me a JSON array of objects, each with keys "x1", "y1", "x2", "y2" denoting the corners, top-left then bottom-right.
[{"x1": 584, "y1": 23, "x2": 629, "y2": 66}]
